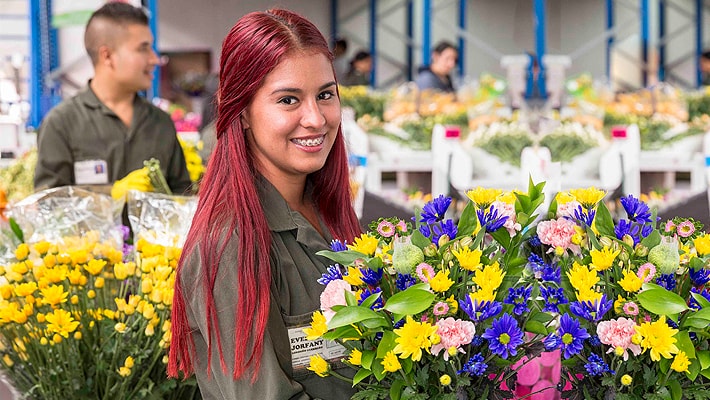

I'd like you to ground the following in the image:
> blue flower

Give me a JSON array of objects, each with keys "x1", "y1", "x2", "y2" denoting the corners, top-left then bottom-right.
[
  {"x1": 476, "y1": 205, "x2": 509, "y2": 233},
  {"x1": 584, "y1": 353, "x2": 614, "y2": 376},
  {"x1": 571, "y1": 205, "x2": 596, "y2": 227},
  {"x1": 360, "y1": 267, "x2": 383, "y2": 286},
  {"x1": 557, "y1": 313, "x2": 590, "y2": 359},
  {"x1": 689, "y1": 287, "x2": 710, "y2": 310},
  {"x1": 587, "y1": 335, "x2": 601, "y2": 347},
  {"x1": 528, "y1": 253, "x2": 545, "y2": 273},
  {"x1": 459, "y1": 297, "x2": 502, "y2": 322},
  {"x1": 656, "y1": 273, "x2": 676, "y2": 291},
  {"x1": 330, "y1": 239, "x2": 347, "y2": 252},
  {"x1": 503, "y1": 286, "x2": 532, "y2": 316},
  {"x1": 614, "y1": 219, "x2": 641, "y2": 246},
  {"x1": 689, "y1": 267, "x2": 710, "y2": 286},
  {"x1": 358, "y1": 287, "x2": 383, "y2": 310},
  {"x1": 396, "y1": 273, "x2": 416, "y2": 291},
  {"x1": 569, "y1": 294, "x2": 613, "y2": 322},
  {"x1": 620, "y1": 195, "x2": 652, "y2": 224},
  {"x1": 418, "y1": 224, "x2": 432, "y2": 239},
  {"x1": 470, "y1": 335, "x2": 484, "y2": 347},
  {"x1": 540, "y1": 285, "x2": 568, "y2": 313},
  {"x1": 528, "y1": 234, "x2": 542, "y2": 248},
  {"x1": 541, "y1": 263, "x2": 561, "y2": 284},
  {"x1": 317, "y1": 264, "x2": 343, "y2": 285},
  {"x1": 459, "y1": 353, "x2": 488, "y2": 376},
  {"x1": 432, "y1": 219, "x2": 458, "y2": 245},
  {"x1": 544, "y1": 334, "x2": 562, "y2": 351},
  {"x1": 481, "y1": 313, "x2": 524, "y2": 359},
  {"x1": 666, "y1": 317, "x2": 679, "y2": 329},
  {"x1": 419, "y1": 195, "x2": 452, "y2": 224}
]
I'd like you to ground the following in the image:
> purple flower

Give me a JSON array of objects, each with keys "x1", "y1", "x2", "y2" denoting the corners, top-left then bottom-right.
[
  {"x1": 689, "y1": 267, "x2": 710, "y2": 286},
  {"x1": 689, "y1": 287, "x2": 710, "y2": 310},
  {"x1": 330, "y1": 239, "x2": 347, "y2": 252},
  {"x1": 569, "y1": 294, "x2": 613, "y2": 322},
  {"x1": 418, "y1": 224, "x2": 432, "y2": 239},
  {"x1": 655, "y1": 273, "x2": 676, "y2": 291},
  {"x1": 358, "y1": 287, "x2": 383, "y2": 310},
  {"x1": 120, "y1": 225, "x2": 131, "y2": 241},
  {"x1": 528, "y1": 235, "x2": 542, "y2": 247},
  {"x1": 481, "y1": 313, "x2": 524, "y2": 359},
  {"x1": 540, "y1": 285, "x2": 568, "y2": 313},
  {"x1": 503, "y1": 286, "x2": 532, "y2": 316},
  {"x1": 528, "y1": 253, "x2": 546, "y2": 273},
  {"x1": 556, "y1": 313, "x2": 590, "y2": 359},
  {"x1": 459, "y1": 297, "x2": 502, "y2": 322},
  {"x1": 544, "y1": 334, "x2": 562, "y2": 351},
  {"x1": 614, "y1": 219, "x2": 642, "y2": 246},
  {"x1": 476, "y1": 205, "x2": 509, "y2": 233},
  {"x1": 360, "y1": 267, "x2": 383, "y2": 286},
  {"x1": 571, "y1": 205, "x2": 596, "y2": 227},
  {"x1": 432, "y1": 219, "x2": 457, "y2": 245},
  {"x1": 459, "y1": 353, "x2": 488, "y2": 376},
  {"x1": 620, "y1": 195, "x2": 652, "y2": 223},
  {"x1": 396, "y1": 273, "x2": 416, "y2": 291},
  {"x1": 584, "y1": 353, "x2": 614, "y2": 376},
  {"x1": 541, "y1": 263, "x2": 561, "y2": 284},
  {"x1": 419, "y1": 195, "x2": 452, "y2": 224},
  {"x1": 317, "y1": 264, "x2": 343, "y2": 285}
]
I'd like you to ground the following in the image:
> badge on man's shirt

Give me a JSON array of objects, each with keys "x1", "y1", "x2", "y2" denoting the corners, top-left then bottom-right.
[{"x1": 74, "y1": 159, "x2": 109, "y2": 184}]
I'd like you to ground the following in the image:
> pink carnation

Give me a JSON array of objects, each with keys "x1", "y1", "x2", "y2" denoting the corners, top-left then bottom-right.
[
  {"x1": 536, "y1": 218, "x2": 578, "y2": 252},
  {"x1": 557, "y1": 200, "x2": 582, "y2": 218},
  {"x1": 320, "y1": 279, "x2": 353, "y2": 323},
  {"x1": 596, "y1": 317, "x2": 641, "y2": 361},
  {"x1": 492, "y1": 201, "x2": 521, "y2": 236},
  {"x1": 431, "y1": 318, "x2": 476, "y2": 361}
]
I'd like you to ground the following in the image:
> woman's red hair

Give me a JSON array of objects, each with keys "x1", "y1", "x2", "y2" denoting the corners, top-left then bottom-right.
[{"x1": 168, "y1": 8, "x2": 361, "y2": 381}]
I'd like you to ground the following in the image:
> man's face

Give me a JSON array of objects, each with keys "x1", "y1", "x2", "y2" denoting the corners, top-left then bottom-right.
[
  {"x1": 701, "y1": 56, "x2": 710, "y2": 73},
  {"x1": 107, "y1": 24, "x2": 159, "y2": 92}
]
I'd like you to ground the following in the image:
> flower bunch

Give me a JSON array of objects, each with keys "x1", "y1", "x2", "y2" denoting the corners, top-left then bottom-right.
[
  {"x1": 177, "y1": 137, "x2": 205, "y2": 189},
  {"x1": 305, "y1": 180, "x2": 556, "y2": 399},
  {"x1": 0, "y1": 231, "x2": 198, "y2": 399},
  {"x1": 528, "y1": 187, "x2": 710, "y2": 399}
]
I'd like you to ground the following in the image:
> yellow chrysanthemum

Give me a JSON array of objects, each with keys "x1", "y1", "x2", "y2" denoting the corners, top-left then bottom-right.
[
  {"x1": 303, "y1": 311, "x2": 328, "y2": 340},
  {"x1": 569, "y1": 187, "x2": 606, "y2": 209},
  {"x1": 429, "y1": 270, "x2": 454, "y2": 293},
  {"x1": 347, "y1": 234, "x2": 378, "y2": 256},
  {"x1": 440, "y1": 374, "x2": 452, "y2": 386},
  {"x1": 618, "y1": 270, "x2": 643, "y2": 293},
  {"x1": 347, "y1": 349, "x2": 362, "y2": 366},
  {"x1": 452, "y1": 247, "x2": 482, "y2": 271},
  {"x1": 40, "y1": 285, "x2": 68, "y2": 306},
  {"x1": 567, "y1": 262, "x2": 599, "y2": 293},
  {"x1": 473, "y1": 262, "x2": 505, "y2": 294},
  {"x1": 14, "y1": 244, "x2": 30, "y2": 261},
  {"x1": 343, "y1": 266, "x2": 364, "y2": 286},
  {"x1": 118, "y1": 366, "x2": 131, "y2": 377},
  {"x1": 636, "y1": 319, "x2": 679, "y2": 361},
  {"x1": 497, "y1": 190, "x2": 521, "y2": 205},
  {"x1": 307, "y1": 354, "x2": 329, "y2": 377},
  {"x1": 393, "y1": 316, "x2": 438, "y2": 361},
  {"x1": 43, "y1": 266, "x2": 67, "y2": 284},
  {"x1": 466, "y1": 187, "x2": 502, "y2": 209},
  {"x1": 45, "y1": 309, "x2": 80, "y2": 338},
  {"x1": 32, "y1": 241, "x2": 51, "y2": 255},
  {"x1": 614, "y1": 295, "x2": 627, "y2": 314},
  {"x1": 14, "y1": 282, "x2": 37, "y2": 297},
  {"x1": 555, "y1": 191, "x2": 576, "y2": 205},
  {"x1": 124, "y1": 356, "x2": 135, "y2": 369},
  {"x1": 576, "y1": 287, "x2": 602, "y2": 303},
  {"x1": 693, "y1": 235, "x2": 710, "y2": 257},
  {"x1": 446, "y1": 295, "x2": 459, "y2": 314},
  {"x1": 621, "y1": 374, "x2": 633, "y2": 386},
  {"x1": 671, "y1": 351, "x2": 690, "y2": 373},
  {"x1": 115, "y1": 322, "x2": 127, "y2": 334},
  {"x1": 69, "y1": 250, "x2": 89, "y2": 266},
  {"x1": 381, "y1": 350, "x2": 402, "y2": 373},
  {"x1": 377, "y1": 242, "x2": 393, "y2": 264},
  {"x1": 590, "y1": 246, "x2": 619, "y2": 271},
  {"x1": 470, "y1": 288, "x2": 496, "y2": 303}
]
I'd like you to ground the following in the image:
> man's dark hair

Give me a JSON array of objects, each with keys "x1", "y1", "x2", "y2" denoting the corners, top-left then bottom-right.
[
  {"x1": 703, "y1": 50, "x2": 710, "y2": 60},
  {"x1": 433, "y1": 40, "x2": 457, "y2": 55},
  {"x1": 84, "y1": 2, "x2": 150, "y2": 64}
]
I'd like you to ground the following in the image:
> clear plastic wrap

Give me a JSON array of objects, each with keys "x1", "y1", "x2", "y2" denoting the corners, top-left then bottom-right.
[
  {"x1": 127, "y1": 190, "x2": 197, "y2": 248},
  {"x1": 5, "y1": 186, "x2": 122, "y2": 248}
]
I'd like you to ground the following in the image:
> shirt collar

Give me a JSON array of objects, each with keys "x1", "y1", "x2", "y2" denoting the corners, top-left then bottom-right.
[{"x1": 78, "y1": 80, "x2": 146, "y2": 114}]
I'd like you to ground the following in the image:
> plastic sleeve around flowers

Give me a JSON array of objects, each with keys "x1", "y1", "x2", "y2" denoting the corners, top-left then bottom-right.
[{"x1": 127, "y1": 190, "x2": 197, "y2": 248}]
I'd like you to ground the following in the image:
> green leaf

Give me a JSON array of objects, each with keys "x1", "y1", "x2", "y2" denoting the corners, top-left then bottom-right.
[
  {"x1": 316, "y1": 249, "x2": 367, "y2": 265},
  {"x1": 525, "y1": 320, "x2": 548, "y2": 336},
  {"x1": 345, "y1": 291, "x2": 358, "y2": 306},
  {"x1": 9, "y1": 218, "x2": 23, "y2": 243},
  {"x1": 457, "y1": 201, "x2": 478, "y2": 237},
  {"x1": 697, "y1": 350, "x2": 710, "y2": 370},
  {"x1": 361, "y1": 350, "x2": 375, "y2": 370},
  {"x1": 688, "y1": 358, "x2": 701, "y2": 382},
  {"x1": 328, "y1": 306, "x2": 388, "y2": 330},
  {"x1": 353, "y1": 368, "x2": 373, "y2": 386},
  {"x1": 594, "y1": 201, "x2": 616, "y2": 238},
  {"x1": 389, "y1": 380, "x2": 404, "y2": 400},
  {"x1": 372, "y1": 357, "x2": 385, "y2": 381},
  {"x1": 668, "y1": 379, "x2": 682, "y2": 400},
  {"x1": 410, "y1": 229, "x2": 430, "y2": 249},
  {"x1": 383, "y1": 288, "x2": 435, "y2": 315},
  {"x1": 360, "y1": 291, "x2": 383, "y2": 309},
  {"x1": 490, "y1": 228, "x2": 511, "y2": 250},
  {"x1": 637, "y1": 288, "x2": 688, "y2": 315},
  {"x1": 640, "y1": 229, "x2": 661, "y2": 249},
  {"x1": 376, "y1": 331, "x2": 396, "y2": 358},
  {"x1": 529, "y1": 311, "x2": 554, "y2": 324},
  {"x1": 689, "y1": 256, "x2": 706, "y2": 271},
  {"x1": 675, "y1": 330, "x2": 696, "y2": 359},
  {"x1": 691, "y1": 292, "x2": 710, "y2": 309},
  {"x1": 323, "y1": 325, "x2": 361, "y2": 341}
]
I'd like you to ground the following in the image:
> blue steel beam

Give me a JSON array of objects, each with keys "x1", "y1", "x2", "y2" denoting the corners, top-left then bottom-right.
[
  {"x1": 29, "y1": 0, "x2": 60, "y2": 129},
  {"x1": 146, "y1": 0, "x2": 159, "y2": 99},
  {"x1": 422, "y1": 0, "x2": 431, "y2": 67},
  {"x1": 697, "y1": 0, "x2": 704, "y2": 87},
  {"x1": 658, "y1": 0, "x2": 665, "y2": 82},
  {"x1": 369, "y1": 0, "x2": 377, "y2": 87},
  {"x1": 534, "y1": 0, "x2": 546, "y2": 99},
  {"x1": 458, "y1": 0, "x2": 466, "y2": 78},
  {"x1": 606, "y1": 0, "x2": 614, "y2": 80},
  {"x1": 407, "y1": 0, "x2": 413, "y2": 81},
  {"x1": 640, "y1": 0, "x2": 649, "y2": 87}
]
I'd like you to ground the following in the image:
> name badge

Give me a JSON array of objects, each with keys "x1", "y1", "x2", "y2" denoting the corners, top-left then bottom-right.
[
  {"x1": 287, "y1": 325, "x2": 348, "y2": 370},
  {"x1": 74, "y1": 159, "x2": 109, "y2": 185}
]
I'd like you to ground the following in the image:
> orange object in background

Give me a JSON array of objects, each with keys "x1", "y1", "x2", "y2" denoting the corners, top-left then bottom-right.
[{"x1": 0, "y1": 189, "x2": 7, "y2": 220}]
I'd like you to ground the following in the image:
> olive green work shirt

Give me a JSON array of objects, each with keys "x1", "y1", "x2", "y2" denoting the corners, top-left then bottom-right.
[
  {"x1": 34, "y1": 84, "x2": 192, "y2": 194},
  {"x1": 181, "y1": 177, "x2": 356, "y2": 400}
]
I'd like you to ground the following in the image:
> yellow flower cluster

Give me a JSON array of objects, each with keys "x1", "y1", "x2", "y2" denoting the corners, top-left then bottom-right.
[{"x1": 177, "y1": 137, "x2": 206, "y2": 187}]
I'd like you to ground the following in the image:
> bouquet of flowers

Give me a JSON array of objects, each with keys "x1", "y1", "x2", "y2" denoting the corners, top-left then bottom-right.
[
  {"x1": 304, "y1": 180, "x2": 561, "y2": 399},
  {"x1": 527, "y1": 187, "x2": 710, "y2": 399}
]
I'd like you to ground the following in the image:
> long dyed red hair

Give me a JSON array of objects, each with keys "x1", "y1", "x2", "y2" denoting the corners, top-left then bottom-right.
[{"x1": 168, "y1": 8, "x2": 361, "y2": 381}]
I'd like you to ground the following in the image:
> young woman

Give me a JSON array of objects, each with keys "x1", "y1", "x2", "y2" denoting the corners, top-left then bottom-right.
[{"x1": 169, "y1": 9, "x2": 362, "y2": 399}]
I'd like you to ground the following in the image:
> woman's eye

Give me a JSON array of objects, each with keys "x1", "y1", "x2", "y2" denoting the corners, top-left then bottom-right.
[
  {"x1": 278, "y1": 96, "x2": 298, "y2": 105},
  {"x1": 318, "y1": 91, "x2": 335, "y2": 100}
]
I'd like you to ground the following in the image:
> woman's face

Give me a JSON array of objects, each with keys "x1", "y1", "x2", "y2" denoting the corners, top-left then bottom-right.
[
  {"x1": 242, "y1": 51, "x2": 340, "y2": 184},
  {"x1": 431, "y1": 47, "x2": 458, "y2": 76}
]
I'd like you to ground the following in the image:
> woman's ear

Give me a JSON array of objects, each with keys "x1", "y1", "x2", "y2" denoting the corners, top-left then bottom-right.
[{"x1": 240, "y1": 113, "x2": 250, "y2": 130}]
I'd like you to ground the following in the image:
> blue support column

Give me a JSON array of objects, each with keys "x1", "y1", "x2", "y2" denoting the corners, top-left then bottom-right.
[
  {"x1": 606, "y1": 0, "x2": 614, "y2": 81},
  {"x1": 640, "y1": 0, "x2": 649, "y2": 87},
  {"x1": 369, "y1": 0, "x2": 377, "y2": 87},
  {"x1": 534, "y1": 0, "x2": 546, "y2": 99},
  {"x1": 457, "y1": 0, "x2": 466, "y2": 78},
  {"x1": 406, "y1": 0, "x2": 414, "y2": 81},
  {"x1": 422, "y1": 0, "x2": 432, "y2": 67},
  {"x1": 697, "y1": 0, "x2": 704, "y2": 87},
  {"x1": 658, "y1": 0, "x2": 666, "y2": 82},
  {"x1": 29, "y1": 0, "x2": 60, "y2": 130},
  {"x1": 147, "y1": 0, "x2": 159, "y2": 99}
]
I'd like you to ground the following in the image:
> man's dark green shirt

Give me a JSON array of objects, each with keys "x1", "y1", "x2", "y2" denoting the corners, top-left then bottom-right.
[{"x1": 34, "y1": 85, "x2": 192, "y2": 194}]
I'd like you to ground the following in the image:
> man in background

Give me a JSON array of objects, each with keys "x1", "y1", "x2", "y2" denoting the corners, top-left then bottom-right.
[{"x1": 34, "y1": 2, "x2": 191, "y2": 197}]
